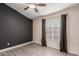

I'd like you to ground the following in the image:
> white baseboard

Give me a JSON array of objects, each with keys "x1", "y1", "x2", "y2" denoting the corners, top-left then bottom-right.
[
  {"x1": 0, "y1": 41, "x2": 33, "y2": 52},
  {"x1": 33, "y1": 41, "x2": 41, "y2": 45},
  {"x1": 68, "y1": 50, "x2": 79, "y2": 56}
]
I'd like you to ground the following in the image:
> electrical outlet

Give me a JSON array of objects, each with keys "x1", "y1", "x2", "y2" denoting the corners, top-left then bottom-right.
[{"x1": 7, "y1": 43, "x2": 10, "y2": 46}]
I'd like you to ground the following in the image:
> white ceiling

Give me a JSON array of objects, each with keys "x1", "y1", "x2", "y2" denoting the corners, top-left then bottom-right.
[{"x1": 5, "y1": 3, "x2": 76, "y2": 19}]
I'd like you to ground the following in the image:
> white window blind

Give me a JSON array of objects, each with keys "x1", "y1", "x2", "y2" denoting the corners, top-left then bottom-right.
[{"x1": 46, "y1": 16, "x2": 61, "y2": 40}]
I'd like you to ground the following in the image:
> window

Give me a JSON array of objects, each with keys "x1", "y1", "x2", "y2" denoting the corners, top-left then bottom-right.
[{"x1": 46, "y1": 16, "x2": 61, "y2": 40}]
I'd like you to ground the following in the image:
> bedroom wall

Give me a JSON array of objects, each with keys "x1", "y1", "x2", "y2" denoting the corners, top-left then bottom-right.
[
  {"x1": 0, "y1": 4, "x2": 32, "y2": 50},
  {"x1": 33, "y1": 4, "x2": 79, "y2": 55}
]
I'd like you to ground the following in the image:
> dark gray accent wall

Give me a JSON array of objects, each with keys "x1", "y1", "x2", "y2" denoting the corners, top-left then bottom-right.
[{"x1": 0, "y1": 3, "x2": 32, "y2": 50}]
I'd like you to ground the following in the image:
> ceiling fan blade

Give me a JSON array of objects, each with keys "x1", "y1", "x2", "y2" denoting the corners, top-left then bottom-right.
[
  {"x1": 36, "y1": 3, "x2": 46, "y2": 6},
  {"x1": 34, "y1": 8, "x2": 38, "y2": 13},
  {"x1": 24, "y1": 6, "x2": 29, "y2": 10},
  {"x1": 27, "y1": 3, "x2": 46, "y2": 6}
]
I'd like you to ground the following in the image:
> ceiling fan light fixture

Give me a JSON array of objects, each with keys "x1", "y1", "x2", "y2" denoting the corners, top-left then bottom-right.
[{"x1": 29, "y1": 4, "x2": 36, "y2": 8}]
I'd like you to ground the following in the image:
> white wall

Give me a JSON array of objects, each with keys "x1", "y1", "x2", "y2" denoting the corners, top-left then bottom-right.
[
  {"x1": 33, "y1": 18, "x2": 42, "y2": 44},
  {"x1": 33, "y1": 4, "x2": 79, "y2": 55}
]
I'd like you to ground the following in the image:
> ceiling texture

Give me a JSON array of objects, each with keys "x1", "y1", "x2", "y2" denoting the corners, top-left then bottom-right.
[{"x1": 5, "y1": 3, "x2": 76, "y2": 19}]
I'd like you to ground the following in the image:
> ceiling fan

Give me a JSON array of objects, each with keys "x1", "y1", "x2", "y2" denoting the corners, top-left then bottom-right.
[{"x1": 24, "y1": 3, "x2": 46, "y2": 13}]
